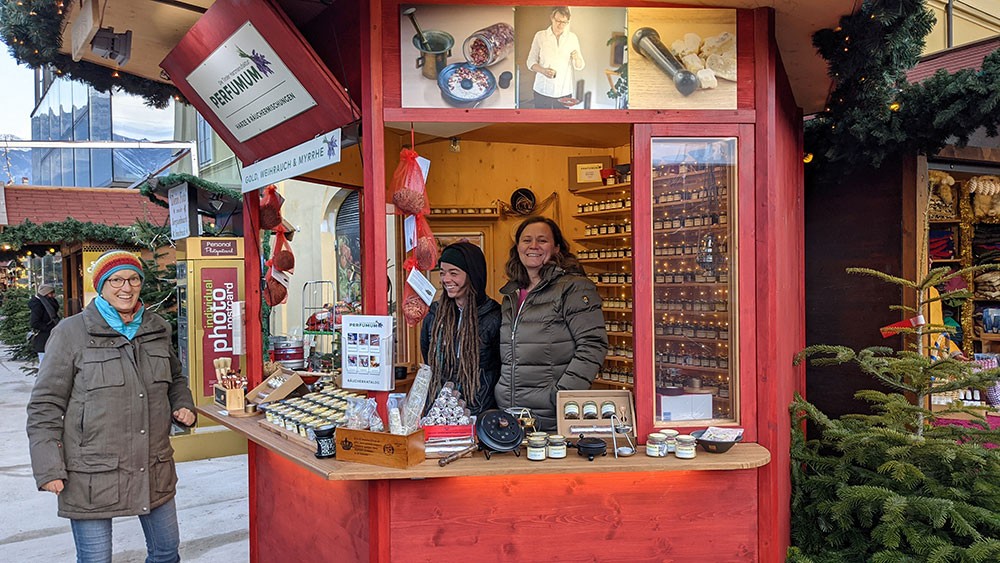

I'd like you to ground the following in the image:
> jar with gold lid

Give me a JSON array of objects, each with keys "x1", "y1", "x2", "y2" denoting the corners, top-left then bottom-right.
[
  {"x1": 646, "y1": 433, "x2": 667, "y2": 457},
  {"x1": 546, "y1": 434, "x2": 567, "y2": 459},
  {"x1": 527, "y1": 434, "x2": 548, "y2": 461}
]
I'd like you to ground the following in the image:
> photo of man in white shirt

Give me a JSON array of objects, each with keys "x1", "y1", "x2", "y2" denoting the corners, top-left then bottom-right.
[{"x1": 526, "y1": 6, "x2": 585, "y2": 109}]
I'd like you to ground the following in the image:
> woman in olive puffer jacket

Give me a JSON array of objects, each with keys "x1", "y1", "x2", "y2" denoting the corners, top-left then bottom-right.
[{"x1": 495, "y1": 217, "x2": 608, "y2": 430}]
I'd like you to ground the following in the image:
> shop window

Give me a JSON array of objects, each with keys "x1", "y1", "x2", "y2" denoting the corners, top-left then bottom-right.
[
  {"x1": 334, "y1": 191, "x2": 362, "y2": 311},
  {"x1": 651, "y1": 137, "x2": 737, "y2": 425},
  {"x1": 196, "y1": 112, "x2": 214, "y2": 165}
]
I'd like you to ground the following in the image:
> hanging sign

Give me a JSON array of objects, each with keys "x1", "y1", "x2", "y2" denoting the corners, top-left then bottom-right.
[
  {"x1": 168, "y1": 184, "x2": 194, "y2": 240},
  {"x1": 186, "y1": 21, "x2": 317, "y2": 142},
  {"x1": 240, "y1": 128, "x2": 341, "y2": 192}
]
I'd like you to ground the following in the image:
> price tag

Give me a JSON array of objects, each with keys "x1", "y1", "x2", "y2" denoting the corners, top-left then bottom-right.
[
  {"x1": 407, "y1": 268, "x2": 436, "y2": 306},
  {"x1": 404, "y1": 215, "x2": 417, "y2": 252}
]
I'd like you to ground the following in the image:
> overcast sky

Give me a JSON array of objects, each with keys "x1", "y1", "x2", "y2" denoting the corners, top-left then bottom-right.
[{"x1": 0, "y1": 48, "x2": 35, "y2": 139}]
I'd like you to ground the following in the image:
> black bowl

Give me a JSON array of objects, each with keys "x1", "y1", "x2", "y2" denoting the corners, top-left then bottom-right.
[{"x1": 691, "y1": 429, "x2": 742, "y2": 454}]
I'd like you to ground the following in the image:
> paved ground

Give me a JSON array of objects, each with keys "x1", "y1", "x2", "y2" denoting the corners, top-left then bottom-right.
[{"x1": 0, "y1": 356, "x2": 250, "y2": 562}]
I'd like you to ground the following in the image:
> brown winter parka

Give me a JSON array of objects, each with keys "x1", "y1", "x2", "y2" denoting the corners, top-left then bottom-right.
[{"x1": 26, "y1": 300, "x2": 195, "y2": 520}]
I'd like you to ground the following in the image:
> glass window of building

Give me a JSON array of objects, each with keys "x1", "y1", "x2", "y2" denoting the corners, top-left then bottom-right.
[
  {"x1": 196, "y1": 112, "x2": 214, "y2": 166},
  {"x1": 651, "y1": 137, "x2": 737, "y2": 425}
]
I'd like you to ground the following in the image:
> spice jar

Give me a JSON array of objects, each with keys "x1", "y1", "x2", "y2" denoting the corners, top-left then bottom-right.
[
  {"x1": 600, "y1": 400, "x2": 617, "y2": 419},
  {"x1": 582, "y1": 400, "x2": 599, "y2": 420},
  {"x1": 527, "y1": 434, "x2": 548, "y2": 461},
  {"x1": 314, "y1": 424, "x2": 336, "y2": 459},
  {"x1": 463, "y1": 23, "x2": 515, "y2": 67},
  {"x1": 563, "y1": 401, "x2": 580, "y2": 419},
  {"x1": 660, "y1": 429, "x2": 679, "y2": 453},
  {"x1": 547, "y1": 434, "x2": 567, "y2": 459},
  {"x1": 675, "y1": 435, "x2": 697, "y2": 459},
  {"x1": 646, "y1": 433, "x2": 667, "y2": 457}
]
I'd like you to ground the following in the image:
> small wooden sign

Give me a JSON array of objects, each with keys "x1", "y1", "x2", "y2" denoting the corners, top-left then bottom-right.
[{"x1": 335, "y1": 428, "x2": 425, "y2": 469}]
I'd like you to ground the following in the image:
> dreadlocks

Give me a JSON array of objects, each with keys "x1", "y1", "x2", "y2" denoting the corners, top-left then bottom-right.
[{"x1": 428, "y1": 290, "x2": 481, "y2": 405}]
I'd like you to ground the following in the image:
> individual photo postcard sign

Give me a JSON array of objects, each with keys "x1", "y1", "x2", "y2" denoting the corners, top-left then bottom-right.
[
  {"x1": 626, "y1": 8, "x2": 737, "y2": 110},
  {"x1": 400, "y1": 4, "x2": 516, "y2": 109},
  {"x1": 341, "y1": 315, "x2": 394, "y2": 391}
]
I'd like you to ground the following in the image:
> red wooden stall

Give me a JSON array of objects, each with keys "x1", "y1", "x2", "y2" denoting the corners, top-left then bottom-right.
[{"x1": 162, "y1": 1, "x2": 805, "y2": 561}]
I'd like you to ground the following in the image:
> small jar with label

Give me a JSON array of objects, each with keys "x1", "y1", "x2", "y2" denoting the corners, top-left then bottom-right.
[
  {"x1": 646, "y1": 432, "x2": 667, "y2": 457},
  {"x1": 547, "y1": 434, "x2": 567, "y2": 459},
  {"x1": 660, "y1": 429, "x2": 679, "y2": 453},
  {"x1": 675, "y1": 435, "x2": 697, "y2": 459},
  {"x1": 527, "y1": 434, "x2": 548, "y2": 461},
  {"x1": 563, "y1": 401, "x2": 580, "y2": 419},
  {"x1": 600, "y1": 400, "x2": 617, "y2": 419},
  {"x1": 582, "y1": 400, "x2": 599, "y2": 419}
]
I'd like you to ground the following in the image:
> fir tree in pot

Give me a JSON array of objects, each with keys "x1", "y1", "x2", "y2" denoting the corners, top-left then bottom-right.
[{"x1": 789, "y1": 266, "x2": 1000, "y2": 562}]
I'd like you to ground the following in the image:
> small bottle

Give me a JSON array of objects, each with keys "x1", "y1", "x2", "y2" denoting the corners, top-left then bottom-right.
[
  {"x1": 582, "y1": 401, "x2": 599, "y2": 420},
  {"x1": 527, "y1": 434, "x2": 548, "y2": 461},
  {"x1": 547, "y1": 434, "x2": 567, "y2": 459},
  {"x1": 563, "y1": 401, "x2": 581, "y2": 420},
  {"x1": 675, "y1": 435, "x2": 697, "y2": 459}
]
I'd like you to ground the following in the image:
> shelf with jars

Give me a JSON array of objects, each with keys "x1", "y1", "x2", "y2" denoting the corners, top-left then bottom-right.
[
  {"x1": 573, "y1": 190, "x2": 634, "y2": 386},
  {"x1": 650, "y1": 139, "x2": 735, "y2": 423}
]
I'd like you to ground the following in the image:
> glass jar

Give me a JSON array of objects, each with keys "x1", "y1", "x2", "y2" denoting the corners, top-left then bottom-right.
[
  {"x1": 646, "y1": 432, "x2": 667, "y2": 457},
  {"x1": 563, "y1": 401, "x2": 580, "y2": 420},
  {"x1": 660, "y1": 429, "x2": 679, "y2": 453},
  {"x1": 582, "y1": 400, "x2": 599, "y2": 420},
  {"x1": 462, "y1": 23, "x2": 515, "y2": 67},
  {"x1": 527, "y1": 434, "x2": 548, "y2": 461},
  {"x1": 675, "y1": 435, "x2": 697, "y2": 459},
  {"x1": 600, "y1": 400, "x2": 617, "y2": 419},
  {"x1": 547, "y1": 434, "x2": 567, "y2": 459}
]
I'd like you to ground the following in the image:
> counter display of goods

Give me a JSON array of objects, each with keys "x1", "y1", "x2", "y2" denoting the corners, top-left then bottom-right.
[{"x1": 650, "y1": 137, "x2": 736, "y2": 424}]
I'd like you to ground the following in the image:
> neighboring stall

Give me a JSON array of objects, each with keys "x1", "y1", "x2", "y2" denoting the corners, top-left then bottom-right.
[{"x1": 160, "y1": 0, "x2": 811, "y2": 561}]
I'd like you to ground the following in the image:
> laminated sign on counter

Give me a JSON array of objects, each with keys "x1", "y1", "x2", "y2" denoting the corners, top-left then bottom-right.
[{"x1": 341, "y1": 315, "x2": 394, "y2": 391}]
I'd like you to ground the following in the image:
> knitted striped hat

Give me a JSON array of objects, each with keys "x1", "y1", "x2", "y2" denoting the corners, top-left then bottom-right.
[{"x1": 93, "y1": 250, "x2": 144, "y2": 293}]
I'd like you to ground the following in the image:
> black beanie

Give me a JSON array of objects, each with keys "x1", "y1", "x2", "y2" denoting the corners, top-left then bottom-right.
[{"x1": 438, "y1": 242, "x2": 488, "y2": 305}]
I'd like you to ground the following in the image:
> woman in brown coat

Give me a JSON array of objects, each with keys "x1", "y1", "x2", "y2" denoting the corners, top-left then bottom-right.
[{"x1": 27, "y1": 250, "x2": 196, "y2": 562}]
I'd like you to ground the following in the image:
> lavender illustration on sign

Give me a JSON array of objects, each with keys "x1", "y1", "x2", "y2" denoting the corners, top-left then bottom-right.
[
  {"x1": 324, "y1": 136, "x2": 339, "y2": 157},
  {"x1": 237, "y1": 47, "x2": 274, "y2": 76}
]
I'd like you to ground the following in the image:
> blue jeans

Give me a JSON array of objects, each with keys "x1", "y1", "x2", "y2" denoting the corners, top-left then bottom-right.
[{"x1": 70, "y1": 497, "x2": 180, "y2": 563}]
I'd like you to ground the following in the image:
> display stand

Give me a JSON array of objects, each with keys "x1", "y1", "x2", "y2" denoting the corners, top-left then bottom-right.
[{"x1": 302, "y1": 280, "x2": 340, "y2": 374}]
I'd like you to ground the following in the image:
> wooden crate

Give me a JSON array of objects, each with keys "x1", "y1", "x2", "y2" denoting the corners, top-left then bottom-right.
[
  {"x1": 246, "y1": 370, "x2": 305, "y2": 404},
  {"x1": 214, "y1": 384, "x2": 245, "y2": 411},
  {"x1": 556, "y1": 389, "x2": 637, "y2": 447},
  {"x1": 335, "y1": 427, "x2": 425, "y2": 469}
]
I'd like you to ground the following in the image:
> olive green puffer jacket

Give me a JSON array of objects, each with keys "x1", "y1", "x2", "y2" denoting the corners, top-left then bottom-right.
[
  {"x1": 27, "y1": 300, "x2": 195, "y2": 520},
  {"x1": 496, "y1": 264, "x2": 608, "y2": 430}
]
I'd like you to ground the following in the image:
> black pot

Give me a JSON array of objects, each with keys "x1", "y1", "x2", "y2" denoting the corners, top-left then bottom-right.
[
  {"x1": 476, "y1": 409, "x2": 525, "y2": 460},
  {"x1": 573, "y1": 435, "x2": 607, "y2": 462}
]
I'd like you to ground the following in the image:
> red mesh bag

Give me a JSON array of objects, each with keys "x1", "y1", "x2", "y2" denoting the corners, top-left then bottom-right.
[
  {"x1": 260, "y1": 185, "x2": 284, "y2": 230},
  {"x1": 263, "y1": 266, "x2": 289, "y2": 306},
  {"x1": 401, "y1": 263, "x2": 430, "y2": 327},
  {"x1": 414, "y1": 215, "x2": 439, "y2": 271},
  {"x1": 267, "y1": 229, "x2": 295, "y2": 273},
  {"x1": 390, "y1": 148, "x2": 429, "y2": 216}
]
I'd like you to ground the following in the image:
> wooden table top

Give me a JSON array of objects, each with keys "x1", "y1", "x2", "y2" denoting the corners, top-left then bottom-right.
[{"x1": 198, "y1": 403, "x2": 771, "y2": 482}]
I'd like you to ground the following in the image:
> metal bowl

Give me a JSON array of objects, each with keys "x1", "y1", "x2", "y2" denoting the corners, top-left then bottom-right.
[{"x1": 437, "y1": 62, "x2": 496, "y2": 107}]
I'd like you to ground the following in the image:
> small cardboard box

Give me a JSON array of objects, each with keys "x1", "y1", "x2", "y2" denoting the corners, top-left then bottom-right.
[
  {"x1": 246, "y1": 370, "x2": 305, "y2": 405},
  {"x1": 335, "y1": 427, "x2": 425, "y2": 469},
  {"x1": 214, "y1": 384, "x2": 245, "y2": 412},
  {"x1": 556, "y1": 389, "x2": 637, "y2": 446},
  {"x1": 568, "y1": 155, "x2": 614, "y2": 191}
]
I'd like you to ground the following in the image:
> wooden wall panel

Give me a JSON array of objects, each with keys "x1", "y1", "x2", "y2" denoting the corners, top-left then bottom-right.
[
  {"x1": 253, "y1": 447, "x2": 370, "y2": 563},
  {"x1": 388, "y1": 470, "x2": 759, "y2": 562}
]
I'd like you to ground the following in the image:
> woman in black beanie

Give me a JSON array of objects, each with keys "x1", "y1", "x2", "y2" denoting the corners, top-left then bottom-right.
[{"x1": 420, "y1": 242, "x2": 502, "y2": 415}]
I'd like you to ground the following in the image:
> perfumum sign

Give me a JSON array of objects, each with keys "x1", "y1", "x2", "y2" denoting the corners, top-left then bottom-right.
[{"x1": 186, "y1": 22, "x2": 317, "y2": 142}]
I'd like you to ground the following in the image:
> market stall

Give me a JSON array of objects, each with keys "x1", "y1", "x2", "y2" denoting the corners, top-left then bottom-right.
[{"x1": 160, "y1": 0, "x2": 806, "y2": 561}]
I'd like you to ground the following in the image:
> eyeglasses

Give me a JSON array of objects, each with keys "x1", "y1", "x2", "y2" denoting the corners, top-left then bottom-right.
[
  {"x1": 106, "y1": 277, "x2": 142, "y2": 288},
  {"x1": 553, "y1": 18, "x2": 570, "y2": 24}
]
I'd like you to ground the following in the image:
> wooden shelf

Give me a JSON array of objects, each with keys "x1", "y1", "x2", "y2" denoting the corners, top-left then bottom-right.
[
  {"x1": 976, "y1": 334, "x2": 1000, "y2": 342},
  {"x1": 603, "y1": 307, "x2": 633, "y2": 313},
  {"x1": 657, "y1": 335, "x2": 728, "y2": 345},
  {"x1": 652, "y1": 169, "x2": 711, "y2": 183},
  {"x1": 595, "y1": 283, "x2": 633, "y2": 288},
  {"x1": 580, "y1": 258, "x2": 632, "y2": 265},
  {"x1": 654, "y1": 308, "x2": 729, "y2": 315},
  {"x1": 428, "y1": 208, "x2": 500, "y2": 220},
  {"x1": 606, "y1": 331, "x2": 633, "y2": 338},
  {"x1": 605, "y1": 355, "x2": 634, "y2": 363},
  {"x1": 573, "y1": 208, "x2": 632, "y2": 220},
  {"x1": 653, "y1": 198, "x2": 728, "y2": 210},
  {"x1": 654, "y1": 282, "x2": 729, "y2": 288},
  {"x1": 654, "y1": 224, "x2": 729, "y2": 235},
  {"x1": 573, "y1": 233, "x2": 632, "y2": 243},
  {"x1": 593, "y1": 378, "x2": 633, "y2": 388},
  {"x1": 572, "y1": 182, "x2": 632, "y2": 198},
  {"x1": 656, "y1": 362, "x2": 728, "y2": 374}
]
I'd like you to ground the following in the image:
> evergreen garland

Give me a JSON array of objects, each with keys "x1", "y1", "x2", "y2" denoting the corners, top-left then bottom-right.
[
  {"x1": 790, "y1": 266, "x2": 1000, "y2": 561},
  {"x1": 0, "y1": 218, "x2": 168, "y2": 250},
  {"x1": 137, "y1": 173, "x2": 243, "y2": 209},
  {"x1": 806, "y1": 0, "x2": 1000, "y2": 181},
  {"x1": 0, "y1": 0, "x2": 185, "y2": 108}
]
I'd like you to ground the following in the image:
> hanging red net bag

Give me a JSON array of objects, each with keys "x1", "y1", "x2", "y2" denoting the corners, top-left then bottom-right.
[
  {"x1": 401, "y1": 261, "x2": 430, "y2": 327},
  {"x1": 268, "y1": 229, "x2": 295, "y2": 273},
  {"x1": 260, "y1": 185, "x2": 285, "y2": 230},
  {"x1": 390, "y1": 148, "x2": 429, "y2": 216},
  {"x1": 413, "y1": 215, "x2": 439, "y2": 271}
]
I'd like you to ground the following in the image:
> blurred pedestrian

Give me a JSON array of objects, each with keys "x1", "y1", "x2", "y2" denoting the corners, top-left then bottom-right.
[{"x1": 28, "y1": 283, "x2": 60, "y2": 364}]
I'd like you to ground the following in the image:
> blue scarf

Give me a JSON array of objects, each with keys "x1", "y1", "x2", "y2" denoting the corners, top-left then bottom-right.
[{"x1": 95, "y1": 296, "x2": 145, "y2": 340}]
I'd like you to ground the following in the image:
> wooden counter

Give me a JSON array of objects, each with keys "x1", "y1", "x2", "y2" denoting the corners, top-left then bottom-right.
[{"x1": 198, "y1": 404, "x2": 770, "y2": 481}]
